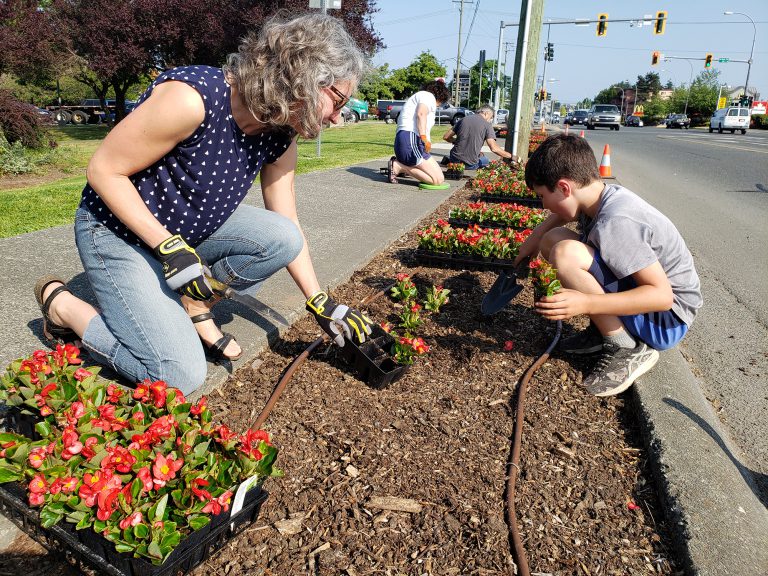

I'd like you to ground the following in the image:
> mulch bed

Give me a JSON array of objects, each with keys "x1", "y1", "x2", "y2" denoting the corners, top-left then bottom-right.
[{"x1": 2, "y1": 184, "x2": 682, "y2": 576}]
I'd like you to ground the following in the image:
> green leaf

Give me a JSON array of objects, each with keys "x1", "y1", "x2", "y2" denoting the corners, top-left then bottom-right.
[
  {"x1": 0, "y1": 432, "x2": 22, "y2": 443},
  {"x1": 148, "y1": 539, "x2": 163, "y2": 559},
  {"x1": 154, "y1": 493, "x2": 168, "y2": 522},
  {"x1": 9, "y1": 442, "x2": 31, "y2": 464},
  {"x1": 187, "y1": 514, "x2": 211, "y2": 531},
  {"x1": 34, "y1": 420, "x2": 51, "y2": 438},
  {"x1": 0, "y1": 466, "x2": 21, "y2": 483},
  {"x1": 134, "y1": 523, "x2": 149, "y2": 539},
  {"x1": 39, "y1": 505, "x2": 64, "y2": 529},
  {"x1": 114, "y1": 542, "x2": 135, "y2": 553}
]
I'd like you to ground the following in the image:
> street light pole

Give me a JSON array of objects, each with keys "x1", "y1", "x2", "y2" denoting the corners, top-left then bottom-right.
[{"x1": 724, "y1": 11, "x2": 756, "y2": 99}]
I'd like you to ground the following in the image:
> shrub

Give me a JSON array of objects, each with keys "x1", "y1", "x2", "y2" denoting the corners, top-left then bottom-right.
[
  {"x1": 0, "y1": 89, "x2": 47, "y2": 149},
  {"x1": 751, "y1": 114, "x2": 767, "y2": 129}
]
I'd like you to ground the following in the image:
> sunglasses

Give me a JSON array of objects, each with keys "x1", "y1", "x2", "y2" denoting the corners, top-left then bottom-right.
[{"x1": 327, "y1": 85, "x2": 350, "y2": 112}]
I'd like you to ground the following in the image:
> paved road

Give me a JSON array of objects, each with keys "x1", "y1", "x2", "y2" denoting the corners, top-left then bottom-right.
[{"x1": 574, "y1": 126, "x2": 768, "y2": 489}]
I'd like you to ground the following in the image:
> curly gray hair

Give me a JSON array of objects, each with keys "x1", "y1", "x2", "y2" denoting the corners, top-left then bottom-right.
[{"x1": 224, "y1": 13, "x2": 367, "y2": 139}]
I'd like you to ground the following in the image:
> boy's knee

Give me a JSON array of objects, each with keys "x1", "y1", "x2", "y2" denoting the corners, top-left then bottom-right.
[{"x1": 548, "y1": 238, "x2": 587, "y2": 267}]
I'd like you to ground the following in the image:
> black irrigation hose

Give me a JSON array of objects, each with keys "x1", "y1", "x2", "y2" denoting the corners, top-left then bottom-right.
[
  {"x1": 250, "y1": 285, "x2": 393, "y2": 431},
  {"x1": 506, "y1": 319, "x2": 562, "y2": 576}
]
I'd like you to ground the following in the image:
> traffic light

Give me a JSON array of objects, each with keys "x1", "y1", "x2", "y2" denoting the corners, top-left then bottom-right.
[
  {"x1": 547, "y1": 43, "x2": 554, "y2": 61},
  {"x1": 596, "y1": 13, "x2": 608, "y2": 36},
  {"x1": 651, "y1": 51, "x2": 660, "y2": 66},
  {"x1": 541, "y1": 89, "x2": 547, "y2": 101},
  {"x1": 654, "y1": 10, "x2": 667, "y2": 35},
  {"x1": 704, "y1": 53, "x2": 713, "y2": 68}
]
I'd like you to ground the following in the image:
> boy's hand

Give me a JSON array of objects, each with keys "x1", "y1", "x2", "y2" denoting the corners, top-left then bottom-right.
[{"x1": 534, "y1": 288, "x2": 590, "y2": 321}]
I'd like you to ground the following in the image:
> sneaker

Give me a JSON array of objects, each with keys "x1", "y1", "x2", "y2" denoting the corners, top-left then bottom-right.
[
  {"x1": 558, "y1": 323, "x2": 604, "y2": 355},
  {"x1": 582, "y1": 342, "x2": 660, "y2": 397}
]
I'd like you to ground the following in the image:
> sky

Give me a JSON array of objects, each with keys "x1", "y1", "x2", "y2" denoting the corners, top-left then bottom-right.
[{"x1": 369, "y1": 0, "x2": 767, "y2": 104}]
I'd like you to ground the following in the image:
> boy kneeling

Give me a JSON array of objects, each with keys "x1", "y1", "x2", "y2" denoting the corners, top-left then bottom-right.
[{"x1": 516, "y1": 134, "x2": 702, "y2": 397}]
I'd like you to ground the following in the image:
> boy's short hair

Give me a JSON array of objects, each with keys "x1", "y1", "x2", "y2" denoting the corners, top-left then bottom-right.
[
  {"x1": 525, "y1": 133, "x2": 601, "y2": 191},
  {"x1": 422, "y1": 80, "x2": 451, "y2": 105}
]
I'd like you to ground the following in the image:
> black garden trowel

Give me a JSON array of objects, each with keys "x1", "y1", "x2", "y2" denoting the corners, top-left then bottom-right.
[{"x1": 480, "y1": 258, "x2": 529, "y2": 316}]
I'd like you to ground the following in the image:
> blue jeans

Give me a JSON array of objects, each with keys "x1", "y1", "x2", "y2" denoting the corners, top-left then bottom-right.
[{"x1": 74, "y1": 204, "x2": 303, "y2": 394}]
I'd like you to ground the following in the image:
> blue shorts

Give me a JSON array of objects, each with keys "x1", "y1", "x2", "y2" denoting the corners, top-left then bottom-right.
[
  {"x1": 589, "y1": 250, "x2": 688, "y2": 351},
  {"x1": 394, "y1": 130, "x2": 430, "y2": 167}
]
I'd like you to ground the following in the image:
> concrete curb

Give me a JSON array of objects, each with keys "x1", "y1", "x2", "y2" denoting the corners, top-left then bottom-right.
[{"x1": 633, "y1": 350, "x2": 768, "y2": 575}]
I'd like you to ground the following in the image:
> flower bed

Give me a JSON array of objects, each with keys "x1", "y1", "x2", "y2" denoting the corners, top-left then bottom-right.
[
  {"x1": 529, "y1": 131, "x2": 547, "y2": 154},
  {"x1": 0, "y1": 345, "x2": 279, "y2": 572},
  {"x1": 448, "y1": 202, "x2": 545, "y2": 230},
  {"x1": 414, "y1": 220, "x2": 532, "y2": 272},
  {"x1": 469, "y1": 160, "x2": 541, "y2": 206}
]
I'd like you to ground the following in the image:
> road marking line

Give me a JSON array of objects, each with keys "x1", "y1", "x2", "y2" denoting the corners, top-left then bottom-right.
[{"x1": 656, "y1": 135, "x2": 767, "y2": 154}]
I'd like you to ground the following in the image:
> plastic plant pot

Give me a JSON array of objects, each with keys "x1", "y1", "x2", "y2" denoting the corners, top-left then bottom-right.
[{"x1": 339, "y1": 324, "x2": 409, "y2": 388}]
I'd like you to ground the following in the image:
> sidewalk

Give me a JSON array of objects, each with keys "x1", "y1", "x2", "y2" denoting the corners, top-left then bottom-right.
[{"x1": 1, "y1": 146, "x2": 766, "y2": 574}]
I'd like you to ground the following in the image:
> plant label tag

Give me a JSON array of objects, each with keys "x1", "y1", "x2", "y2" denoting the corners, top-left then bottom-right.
[{"x1": 230, "y1": 473, "x2": 261, "y2": 521}]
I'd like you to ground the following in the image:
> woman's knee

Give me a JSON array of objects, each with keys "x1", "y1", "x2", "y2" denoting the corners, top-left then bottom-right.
[{"x1": 154, "y1": 353, "x2": 208, "y2": 396}]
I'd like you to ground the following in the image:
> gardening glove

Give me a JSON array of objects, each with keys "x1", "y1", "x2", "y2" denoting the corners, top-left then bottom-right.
[
  {"x1": 153, "y1": 234, "x2": 215, "y2": 301},
  {"x1": 306, "y1": 291, "x2": 372, "y2": 347},
  {"x1": 420, "y1": 134, "x2": 432, "y2": 153}
]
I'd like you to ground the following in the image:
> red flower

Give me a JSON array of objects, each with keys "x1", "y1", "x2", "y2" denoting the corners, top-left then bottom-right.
[
  {"x1": 106, "y1": 383, "x2": 123, "y2": 402},
  {"x1": 80, "y1": 436, "x2": 99, "y2": 460},
  {"x1": 61, "y1": 426, "x2": 83, "y2": 460},
  {"x1": 215, "y1": 424, "x2": 238, "y2": 444},
  {"x1": 133, "y1": 381, "x2": 151, "y2": 403},
  {"x1": 49, "y1": 477, "x2": 64, "y2": 495},
  {"x1": 395, "y1": 272, "x2": 410, "y2": 282},
  {"x1": 29, "y1": 474, "x2": 47, "y2": 495},
  {"x1": 79, "y1": 470, "x2": 108, "y2": 507},
  {"x1": 73, "y1": 368, "x2": 93, "y2": 381},
  {"x1": 151, "y1": 452, "x2": 183, "y2": 488},
  {"x1": 0, "y1": 440, "x2": 16, "y2": 458},
  {"x1": 61, "y1": 476, "x2": 78, "y2": 494},
  {"x1": 190, "y1": 396, "x2": 208, "y2": 416},
  {"x1": 202, "y1": 490, "x2": 233, "y2": 515},
  {"x1": 627, "y1": 501, "x2": 641, "y2": 511},
  {"x1": 29, "y1": 492, "x2": 45, "y2": 507},
  {"x1": 410, "y1": 302, "x2": 422, "y2": 313},
  {"x1": 52, "y1": 343, "x2": 82, "y2": 367},
  {"x1": 65, "y1": 401, "x2": 85, "y2": 425},
  {"x1": 504, "y1": 340, "x2": 515, "y2": 351},
  {"x1": 27, "y1": 446, "x2": 48, "y2": 470},
  {"x1": 101, "y1": 445, "x2": 136, "y2": 473},
  {"x1": 379, "y1": 321, "x2": 393, "y2": 333},
  {"x1": 137, "y1": 467, "x2": 154, "y2": 492},
  {"x1": 132, "y1": 411, "x2": 145, "y2": 422},
  {"x1": 149, "y1": 380, "x2": 168, "y2": 408},
  {"x1": 238, "y1": 429, "x2": 270, "y2": 460},
  {"x1": 191, "y1": 478, "x2": 212, "y2": 502},
  {"x1": 39, "y1": 406, "x2": 53, "y2": 416},
  {"x1": 96, "y1": 484, "x2": 122, "y2": 521},
  {"x1": 119, "y1": 511, "x2": 143, "y2": 530}
]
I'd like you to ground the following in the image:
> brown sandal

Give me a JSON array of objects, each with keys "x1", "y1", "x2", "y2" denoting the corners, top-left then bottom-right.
[
  {"x1": 190, "y1": 312, "x2": 242, "y2": 362},
  {"x1": 34, "y1": 275, "x2": 79, "y2": 345}
]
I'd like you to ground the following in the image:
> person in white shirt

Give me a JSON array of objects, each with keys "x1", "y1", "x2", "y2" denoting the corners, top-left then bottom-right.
[{"x1": 387, "y1": 80, "x2": 450, "y2": 185}]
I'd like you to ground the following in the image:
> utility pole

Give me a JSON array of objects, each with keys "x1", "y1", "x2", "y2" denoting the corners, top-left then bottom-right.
[
  {"x1": 537, "y1": 23, "x2": 551, "y2": 125},
  {"x1": 454, "y1": 0, "x2": 466, "y2": 104},
  {"x1": 505, "y1": 0, "x2": 545, "y2": 161}
]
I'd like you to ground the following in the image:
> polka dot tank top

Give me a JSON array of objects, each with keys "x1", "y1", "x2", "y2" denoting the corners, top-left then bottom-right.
[{"x1": 79, "y1": 65, "x2": 294, "y2": 248}]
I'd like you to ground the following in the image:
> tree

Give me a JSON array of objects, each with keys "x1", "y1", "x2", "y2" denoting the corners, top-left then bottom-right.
[
  {"x1": 357, "y1": 64, "x2": 394, "y2": 103},
  {"x1": 386, "y1": 52, "x2": 446, "y2": 100},
  {"x1": 636, "y1": 72, "x2": 662, "y2": 97},
  {"x1": 465, "y1": 59, "x2": 498, "y2": 109}
]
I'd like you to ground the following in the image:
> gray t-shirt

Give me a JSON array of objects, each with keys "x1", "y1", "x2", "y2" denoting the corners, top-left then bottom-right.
[
  {"x1": 580, "y1": 184, "x2": 702, "y2": 326},
  {"x1": 448, "y1": 114, "x2": 496, "y2": 165}
]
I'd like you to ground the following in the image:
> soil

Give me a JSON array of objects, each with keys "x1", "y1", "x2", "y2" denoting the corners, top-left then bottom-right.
[{"x1": 1, "y1": 182, "x2": 683, "y2": 576}]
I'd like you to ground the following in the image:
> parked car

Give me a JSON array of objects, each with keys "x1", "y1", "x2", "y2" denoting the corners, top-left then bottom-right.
[
  {"x1": 495, "y1": 108, "x2": 509, "y2": 124},
  {"x1": 375, "y1": 99, "x2": 406, "y2": 122},
  {"x1": 564, "y1": 109, "x2": 589, "y2": 126},
  {"x1": 666, "y1": 113, "x2": 690, "y2": 129},
  {"x1": 346, "y1": 97, "x2": 368, "y2": 122},
  {"x1": 434, "y1": 103, "x2": 474, "y2": 125},
  {"x1": 339, "y1": 105, "x2": 354, "y2": 123},
  {"x1": 709, "y1": 106, "x2": 750, "y2": 134},
  {"x1": 586, "y1": 104, "x2": 621, "y2": 130},
  {"x1": 624, "y1": 115, "x2": 643, "y2": 127}
]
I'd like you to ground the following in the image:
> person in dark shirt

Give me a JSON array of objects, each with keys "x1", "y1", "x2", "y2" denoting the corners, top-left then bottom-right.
[
  {"x1": 34, "y1": 13, "x2": 372, "y2": 394},
  {"x1": 441, "y1": 105, "x2": 516, "y2": 169}
]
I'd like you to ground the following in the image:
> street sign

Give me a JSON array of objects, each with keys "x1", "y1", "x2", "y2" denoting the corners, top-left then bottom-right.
[
  {"x1": 309, "y1": 0, "x2": 341, "y2": 8},
  {"x1": 718, "y1": 58, "x2": 730, "y2": 63},
  {"x1": 717, "y1": 97, "x2": 727, "y2": 110}
]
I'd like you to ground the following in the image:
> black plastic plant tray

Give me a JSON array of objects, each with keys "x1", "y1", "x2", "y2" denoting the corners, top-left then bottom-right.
[
  {"x1": 0, "y1": 480, "x2": 267, "y2": 576},
  {"x1": 340, "y1": 324, "x2": 409, "y2": 389},
  {"x1": 447, "y1": 218, "x2": 528, "y2": 231},
  {"x1": 1, "y1": 406, "x2": 42, "y2": 439},
  {"x1": 444, "y1": 173, "x2": 464, "y2": 180},
  {"x1": 476, "y1": 194, "x2": 543, "y2": 208},
  {"x1": 413, "y1": 249, "x2": 519, "y2": 273}
]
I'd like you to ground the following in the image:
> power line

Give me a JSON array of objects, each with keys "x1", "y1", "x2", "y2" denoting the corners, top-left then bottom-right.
[{"x1": 461, "y1": 0, "x2": 481, "y2": 55}]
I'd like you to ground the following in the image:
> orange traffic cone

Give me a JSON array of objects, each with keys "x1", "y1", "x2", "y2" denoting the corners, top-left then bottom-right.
[
  {"x1": 599, "y1": 144, "x2": 612, "y2": 178},
  {"x1": 579, "y1": 130, "x2": 585, "y2": 138},
  {"x1": 540, "y1": 121, "x2": 546, "y2": 133}
]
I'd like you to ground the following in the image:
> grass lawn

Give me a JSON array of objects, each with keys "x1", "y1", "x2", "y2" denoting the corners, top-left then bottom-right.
[{"x1": 0, "y1": 121, "x2": 451, "y2": 238}]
